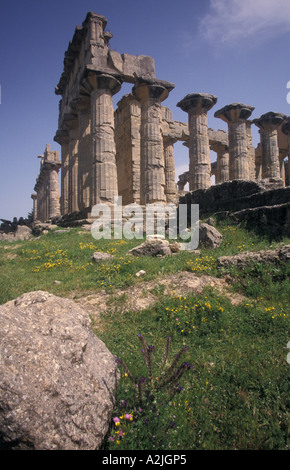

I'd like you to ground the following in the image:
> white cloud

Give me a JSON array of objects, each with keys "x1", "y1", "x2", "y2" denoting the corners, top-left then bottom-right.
[{"x1": 200, "y1": 0, "x2": 290, "y2": 45}]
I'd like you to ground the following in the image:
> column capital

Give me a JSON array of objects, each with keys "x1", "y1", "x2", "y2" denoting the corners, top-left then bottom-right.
[
  {"x1": 214, "y1": 103, "x2": 254, "y2": 123},
  {"x1": 253, "y1": 111, "x2": 286, "y2": 131},
  {"x1": 133, "y1": 77, "x2": 175, "y2": 103},
  {"x1": 177, "y1": 92, "x2": 217, "y2": 114},
  {"x1": 281, "y1": 116, "x2": 290, "y2": 135},
  {"x1": 31, "y1": 194, "x2": 37, "y2": 200},
  {"x1": 210, "y1": 141, "x2": 229, "y2": 153},
  {"x1": 163, "y1": 135, "x2": 178, "y2": 146},
  {"x1": 70, "y1": 95, "x2": 91, "y2": 113},
  {"x1": 82, "y1": 70, "x2": 122, "y2": 95},
  {"x1": 54, "y1": 129, "x2": 70, "y2": 145}
]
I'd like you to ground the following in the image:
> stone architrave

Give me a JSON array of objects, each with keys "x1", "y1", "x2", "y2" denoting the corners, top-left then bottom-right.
[
  {"x1": 82, "y1": 72, "x2": 122, "y2": 207},
  {"x1": 177, "y1": 93, "x2": 217, "y2": 191},
  {"x1": 253, "y1": 112, "x2": 286, "y2": 179},
  {"x1": 133, "y1": 77, "x2": 175, "y2": 205},
  {"x1": 54, "y1": 129, "x2": 70, "y2": 216},
  {"x1": 214, "y1": 103, "x2": 254, "y2": 181},
  {"x1": 281, "y1": 116, "x2": 290, "y2": 185}
]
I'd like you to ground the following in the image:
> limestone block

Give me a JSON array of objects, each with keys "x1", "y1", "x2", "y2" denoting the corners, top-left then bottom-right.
[{"x1": 0, "y1": 291, "x2": 119, "y2": 450}]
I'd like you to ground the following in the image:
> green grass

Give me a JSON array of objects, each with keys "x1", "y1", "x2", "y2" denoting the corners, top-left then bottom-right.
[{"x1": 0, "y1": 221, "x2": 289, "y2": 450}]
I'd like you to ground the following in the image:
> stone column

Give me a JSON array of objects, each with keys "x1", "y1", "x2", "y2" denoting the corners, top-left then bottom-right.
[
  {"x1": 31, "y1": 194, "x2": 38, "y2": 222},
  {"x1": 163, "y1": 137, "x2": 177, "y2": 204},
  {"x1": 177, "y1": 93, "x2": 217, "y2": 191},
  {"x1": 246, "y1": 121, "x2": 256, "y2": 180},
  {"x1": 133, "y1": 77, "x2": 175, "y2": 205},
  {"x1": 71, "y1": 97, "x2": 92, "y2": 212},
  {"x1": 281, "y1": 117, "x2": 290, "y2": 186},
  {"x1": 211, "y1": 142, "x2": 229, "y2": 184},
  {"x1": 253, "y1": 112, "x2": 286, "y2": 179},
  {"x1": 214, "y1": 103, "x2": 254, "y2": 180},
  {"x1": 54, "y1": 130, "x2": 69, "y2": 216},
  {"x1": 83, "y1": 72, "x2": 122, "y2": 207},
  {"x1": 115, "y1": 94, "x2": 141, "y2": 205},
  {"x1": 48, "y1": 163, "x2": 61, "y2": 219},
  {"x1": 66, "y1": 117, "x2": 79, "y2": 214}
]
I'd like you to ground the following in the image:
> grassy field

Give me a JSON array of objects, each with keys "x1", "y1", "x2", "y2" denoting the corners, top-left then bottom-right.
[{"x1": 0, "y1": 220, "x2": 289, "y2": 450}]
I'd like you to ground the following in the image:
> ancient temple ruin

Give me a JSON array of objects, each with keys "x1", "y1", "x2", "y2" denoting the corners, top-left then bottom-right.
[
  {"x1": 31, "y1": 12, "x2": 290, "y2": 223},
  {"x1": 31, "y1": 144, "x2": 61, "y2": 222}
]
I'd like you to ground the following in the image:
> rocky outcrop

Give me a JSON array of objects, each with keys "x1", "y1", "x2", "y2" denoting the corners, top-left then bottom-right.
[
  {"x1": 181, "y1": 179, "x2": 290, "y2": 237},
  {"x1": 0, "y1": 291, "x2": 119, "y2": 450},
  {"x1": 217, "y1": 245, "x2": 290, "y2": 268},
  {"x1": 0, "y1": 225, "x2": 32, "y2": 241}
]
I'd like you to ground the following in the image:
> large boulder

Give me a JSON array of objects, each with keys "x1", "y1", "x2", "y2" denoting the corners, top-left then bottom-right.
[
  {"x1": 199, "y1": 223, "x2": 223, "y2": 249},
  {"x1": 0, "y1": 291, "x2": 119, "y2": 450}
]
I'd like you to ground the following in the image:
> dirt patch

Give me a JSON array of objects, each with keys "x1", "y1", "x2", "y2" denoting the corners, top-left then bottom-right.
[{"x1": 72, "y1": 271, "x2": 247, "y2": 324}]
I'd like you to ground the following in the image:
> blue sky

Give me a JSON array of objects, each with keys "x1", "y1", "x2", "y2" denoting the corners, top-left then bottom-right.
[{"x1": 1, "y1": 0, "x2": 290, "y2": 220}]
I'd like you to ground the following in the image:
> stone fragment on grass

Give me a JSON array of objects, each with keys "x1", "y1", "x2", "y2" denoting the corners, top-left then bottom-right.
[
  {"x1": 128, "y1": 239, "x2": 172, "y2": 257},
  {"x1": 91, "y1": 252, "x2": 114, "y2": 263},
  {"x1": 136, "y1": 270, "x2": 146, "y2": 277}
]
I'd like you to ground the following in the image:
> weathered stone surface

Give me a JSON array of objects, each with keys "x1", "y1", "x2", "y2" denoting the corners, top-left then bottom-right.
[
  {"x1": 199, "y1": 223, "x2": 223, "y2": 249},
  {"x1": 133, "y1": 77, "x2": 175, "y2": 204},
  {"x1": 128, "y1": 239, "x2": 172, "y2": 257},
  {"x1": 229, "y1": 202, "x2": 290, "y2": 237},
  {"x1": 180, "y1": 179, "x2": 289, "y2": 218},
  {"x1": 214, "y1": 103, "x2": 255, "y2": 181},
  {"x1": 177, "y1": 93, "x2": 217, "y2": 191},
  {"x1": 253, "y1": 112, "x2": 286, "y2": 179},
  {"x1": 34, "y1": 144, "x2": 61, "y2": 222},
  {"x1": 217, "y1": 245, "x2": 290, "y2": 267},
  {"x1": 91, "y1": 251, "x2": 114, "y2": 263},
  {"x1": 0, "y1": 291, "x2": 119, "y2": 450},
  {"x1": 0, "y1": 225, "x2": 32, "y2": 241}
]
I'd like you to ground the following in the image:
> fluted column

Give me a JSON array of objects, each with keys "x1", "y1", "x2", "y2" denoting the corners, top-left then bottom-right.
[
  {"x1": 163, "y1": 137, "x2": 177, "y2": 204},
  {"x1": 31, "y1": 194, "x2": 38, "y2": 222},
  {"x1": 82, "y1": 72, "x2": 122, "y2": 206},
  {"x1": 48, "y1": 163, "x2": 61, "y2": 219},
  {"x1": 133, "y1": 77, "x2": 175, "y2": 204},
  {"x1": 254, "y1": 112, "x2": 286, "y2": 179},
  {"x1": 211, "y1": 142, "x2": 229, "y2": 184},
  {"x1": 67, "y1": 120, "x2": 79, "y2": 214},
  {"x1": 246, "y1": 121, "x2": 256, "y2": 180},
  {"x1": 214, "y1": 103, "x2": 254, "y2": 180},
  {"x1": 54, "y1": 130, "x2": 69, "y2": 216},
  {"x1": 71, "y1": 96, "x2": 92, "y2": 211},
  {"x1": 177, "y1": 93, "x2": 217, "y2": 191},
  {"x1": 281, "y1": 117, "x2": 290, "y2": 186}
]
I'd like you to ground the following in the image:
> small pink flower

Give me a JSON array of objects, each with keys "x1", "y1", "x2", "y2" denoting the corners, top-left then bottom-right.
[
  {"x1": 124, "y1": 413, "x2": 133, "y2": 421},
  {"x1": 113, "y1": 417, "x2": 120, "y2": 425}
]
